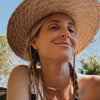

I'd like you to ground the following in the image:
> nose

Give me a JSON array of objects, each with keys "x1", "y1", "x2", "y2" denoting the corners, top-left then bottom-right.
[{"x1": 59, "y1": 29, "x2": 70, "y2": 39}]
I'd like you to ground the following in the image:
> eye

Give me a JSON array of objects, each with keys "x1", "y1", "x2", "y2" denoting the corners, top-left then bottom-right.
[
  {"x1": 50, "y1": 25, "x2": 59, "y2": 30},
  {"x1": 68, "y1": 28, "x2": 75, "y2": 34}
]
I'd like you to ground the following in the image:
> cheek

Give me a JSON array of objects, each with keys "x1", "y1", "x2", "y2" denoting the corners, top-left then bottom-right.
[
  {"x1": 36, "y1": 33, "x2": 56, "y2": 53},
  {"x1": 40, "y1": 31, "x2": 59, "y2": 45}
]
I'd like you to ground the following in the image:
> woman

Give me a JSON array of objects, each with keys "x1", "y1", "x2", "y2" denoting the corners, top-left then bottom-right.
[{"x1": 7, "y1": 0, "x2": 100, "y2": 100}]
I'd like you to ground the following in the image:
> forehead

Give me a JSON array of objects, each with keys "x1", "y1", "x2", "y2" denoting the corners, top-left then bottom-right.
[{"x1": 45, "y1": 13, "x2": 75, "y2": 25}]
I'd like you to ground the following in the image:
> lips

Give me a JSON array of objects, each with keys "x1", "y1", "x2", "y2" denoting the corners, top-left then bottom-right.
[{"x1": 54, "y1": 42, "x2": 72, "y2": 47}]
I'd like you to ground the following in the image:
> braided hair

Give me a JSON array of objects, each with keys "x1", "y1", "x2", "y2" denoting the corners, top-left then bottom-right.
[{"x1": 69, "y1": 62, "x2": 79, "y2": 100}]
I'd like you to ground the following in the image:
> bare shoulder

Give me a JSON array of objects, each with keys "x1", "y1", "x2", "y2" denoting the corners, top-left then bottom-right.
[
  {"x1": 8, "y1": 65, "x2": 31, "y2": 85},
  {"x1": 7, "y1": 65, "x2": 31, "y2": 100},
  {"x1": 9, "y1": 65, "x2": 30, "y2": 78},
  {"x1": 77, "y1": 73, "x2": 100, "y2": 100}
]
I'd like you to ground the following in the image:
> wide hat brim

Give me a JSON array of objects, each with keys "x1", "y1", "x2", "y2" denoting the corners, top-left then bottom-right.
[{"x1": 7, "y1": 0, "x2": 100, "y2": 61}]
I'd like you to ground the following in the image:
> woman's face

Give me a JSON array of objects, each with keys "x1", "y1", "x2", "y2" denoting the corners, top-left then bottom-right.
[{"x1": 31, "y1": 13, "x2": 77, "y2": 62}]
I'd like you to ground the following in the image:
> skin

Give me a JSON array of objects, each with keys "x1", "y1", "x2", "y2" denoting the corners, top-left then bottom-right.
[{"x1": 7, "y1": 13, "x2": 100, "y2": 100}]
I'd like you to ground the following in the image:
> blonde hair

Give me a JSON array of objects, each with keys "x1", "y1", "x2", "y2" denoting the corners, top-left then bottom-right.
[
  {"x1": 28, "y1": 15, "x2": 49, "y2": 100},
  {"x1": 69, "y1": 62, "x2": 79, "y2": 99}
]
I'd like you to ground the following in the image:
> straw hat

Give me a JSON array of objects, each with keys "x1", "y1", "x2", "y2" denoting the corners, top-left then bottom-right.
[{"x1": 7, "y1": 0, "x2": 100, "y2": 61}]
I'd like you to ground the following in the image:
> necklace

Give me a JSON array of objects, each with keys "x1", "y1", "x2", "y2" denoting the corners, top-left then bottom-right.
[{"x1": 42, "y1": 82, "x2": 58, "y2": 91}]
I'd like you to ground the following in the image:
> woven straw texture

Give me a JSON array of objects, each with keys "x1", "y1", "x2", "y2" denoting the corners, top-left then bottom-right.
[{"x1": 7, "y1": 0, "x2": 100, "y2": 61}]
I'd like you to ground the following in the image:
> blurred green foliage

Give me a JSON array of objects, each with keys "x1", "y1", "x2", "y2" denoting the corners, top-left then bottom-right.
[
  {"x1": 78, "y1": 56, "x2": 100, "y2": 75},
  {"x1": 0, "y1": 35, "x2": 13, "y2": 86}
]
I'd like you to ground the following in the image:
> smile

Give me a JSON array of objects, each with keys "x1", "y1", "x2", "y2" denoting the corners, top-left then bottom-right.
[{"x1": 54, "y1": 42, "x2": 72, "y2": 47}]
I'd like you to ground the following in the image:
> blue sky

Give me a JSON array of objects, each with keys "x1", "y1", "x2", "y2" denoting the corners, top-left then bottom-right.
[
  {"x1": 0, "y1": 0, "x2": 22, "y2": 34},
  {"x1": 0, "y1": 0, "x2": 100, "y2": 70}
]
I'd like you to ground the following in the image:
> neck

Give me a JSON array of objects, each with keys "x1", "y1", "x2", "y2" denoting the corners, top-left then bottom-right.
[
  {"x1": 40, "y1": 60, "x2": 71, "y2": 91},
  {"x1": 43, "y1": 83, "x2": 73, "y2": 100}
]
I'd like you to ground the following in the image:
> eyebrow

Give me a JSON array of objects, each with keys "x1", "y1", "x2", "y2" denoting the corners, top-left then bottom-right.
[{"x1": 48, "y1": 20, "x2": 75, "y2": 26}]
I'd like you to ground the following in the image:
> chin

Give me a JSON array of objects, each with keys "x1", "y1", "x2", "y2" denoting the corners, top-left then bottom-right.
[
  {"x1": 60, "y1": 52, "x2": 74, "y2": 61},
  {"x1": 53, "y1": 53, "x2": 73, "y2": 62}
]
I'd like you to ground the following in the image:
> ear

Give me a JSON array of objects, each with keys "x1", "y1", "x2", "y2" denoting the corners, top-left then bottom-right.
[{"x1": 30, "y1": 37, "x2": 38, "y2": 50}]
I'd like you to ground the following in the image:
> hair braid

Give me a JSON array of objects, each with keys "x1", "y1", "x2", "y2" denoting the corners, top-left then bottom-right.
[
  {"x1": 31, "y1": 46, "x2": 40, "y2": 67},
  {"x1": 69, "y1": 62, "x2": 79, "y2": 100},
  {"x1": 28, "y1": 30, "x2": 44, "y2": 100}
]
